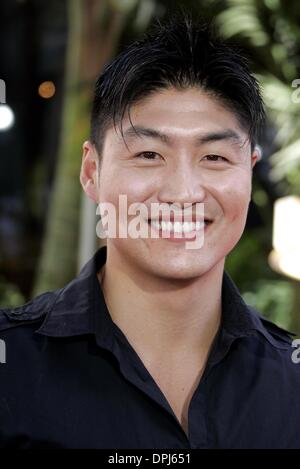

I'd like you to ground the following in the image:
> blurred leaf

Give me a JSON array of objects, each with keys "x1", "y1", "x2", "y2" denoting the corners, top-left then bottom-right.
[
  {"x1": 242, "y1": 279, "x2": 294, "y2": 330},
  {"x1": 0, "y1": 276, "x2": 24, "y2": 308}
]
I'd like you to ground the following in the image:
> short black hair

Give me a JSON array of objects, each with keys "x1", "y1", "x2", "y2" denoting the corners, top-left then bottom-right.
[{"x1": 90, "y1": 13, "x2": 265, "y2": 154}]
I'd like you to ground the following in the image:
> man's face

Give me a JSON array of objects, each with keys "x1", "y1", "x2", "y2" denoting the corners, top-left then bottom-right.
[{"x1": 81, "y1": 87, "x2": 258, "y2": 281}]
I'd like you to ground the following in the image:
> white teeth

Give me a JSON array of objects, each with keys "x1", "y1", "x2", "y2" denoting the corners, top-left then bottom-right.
[
  {"x1": 150, "y1": 220, "x2": 204, "y2": 233},
  {"x1": 151, "y1": 221, "x2": 161, "y2": 230}
]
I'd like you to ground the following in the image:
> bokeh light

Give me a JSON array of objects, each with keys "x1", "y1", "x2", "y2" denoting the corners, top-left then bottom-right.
[
  {"x1": 38, "y1": 81, "x2": 56, "y2": 99},
  {"x1": 0, "y1": 104, "x2": 15, "y2": 131}
]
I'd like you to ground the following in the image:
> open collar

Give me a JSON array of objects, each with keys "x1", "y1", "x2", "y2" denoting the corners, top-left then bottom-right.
[{"x1": 33, "y1": 245, "x2": 293, "y2": 352}]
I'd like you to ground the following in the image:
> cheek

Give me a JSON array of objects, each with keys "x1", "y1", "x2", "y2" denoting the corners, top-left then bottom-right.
[
  {"x1": 217, "y1": 177, "x2": 251, "y2": 224},
  {"x1": 227, "y1": 187, "x2": 251, "y2": 224},
  {"x1": 99, "y1": 165, "x2": 154, "y2": 206}
]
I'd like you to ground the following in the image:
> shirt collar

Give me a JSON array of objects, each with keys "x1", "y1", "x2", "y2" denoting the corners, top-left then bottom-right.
[{"x1": 36, "y1": 245, "x2": 292, "y2": 351}]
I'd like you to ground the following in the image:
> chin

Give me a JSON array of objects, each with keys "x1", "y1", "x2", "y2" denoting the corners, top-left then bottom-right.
[{"x1": 145, "y1": 257, "x2": 215, "y2": 282}]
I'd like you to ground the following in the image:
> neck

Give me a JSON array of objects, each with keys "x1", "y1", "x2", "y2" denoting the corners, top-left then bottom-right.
[{"x1": 99, "y1": 246, "x2": 224, "y2": 365}]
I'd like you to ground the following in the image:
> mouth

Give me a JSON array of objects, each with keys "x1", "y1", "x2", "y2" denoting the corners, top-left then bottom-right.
[{"x1": 147, "y1": 218, "x2": 213, "y2": 237}]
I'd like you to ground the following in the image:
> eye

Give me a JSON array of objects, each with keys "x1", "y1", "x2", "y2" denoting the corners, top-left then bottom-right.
[
  {"x1": 135, "y1": 151, "x2": 161, "y2": 160},
  {"x1": 203, "y1": 154, "x2": 228, "y2": 162}
]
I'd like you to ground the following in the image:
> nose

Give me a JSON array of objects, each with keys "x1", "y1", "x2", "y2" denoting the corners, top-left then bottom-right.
[{"x1": 157, "y1": 159, "x2": 206, "y2": 208}]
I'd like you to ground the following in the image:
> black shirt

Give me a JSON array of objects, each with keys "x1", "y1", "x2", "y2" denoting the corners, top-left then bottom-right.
[{"x1": 0, "y1": 245, "x2": 299, "y2": 449}]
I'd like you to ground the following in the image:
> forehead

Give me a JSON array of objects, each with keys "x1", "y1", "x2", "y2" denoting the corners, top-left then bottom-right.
[{"x1": 109, "y1": 87, "x2": 248, "y2": 146}]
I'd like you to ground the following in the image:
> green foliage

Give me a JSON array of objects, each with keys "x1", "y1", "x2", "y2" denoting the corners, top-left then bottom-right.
[
  {"x1": 0, "y1": 276, "x2": 24, "y2": 308},
  {"x1": 216, "y1": 0, "x2": 300, "y2": 192},
  {"x1": 242, "y1": 279, "x2": 294, "y2": 330},
  {"x1": 226, "y1": 232, "x2": 295, "y2": 330},
  {"x1": 226, "y1": 231, "x2": 271, "y2": 286}
]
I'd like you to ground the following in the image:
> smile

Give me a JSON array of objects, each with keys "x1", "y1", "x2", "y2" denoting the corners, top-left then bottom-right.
[
  {"x1": 149, "y1": 220, "x2": 204, "y2": 233},
  {"x1": 147, "y1": 219, "x2": 213, "y2": 243}
]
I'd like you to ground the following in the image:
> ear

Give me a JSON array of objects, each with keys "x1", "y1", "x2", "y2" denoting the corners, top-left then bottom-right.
[
  {"x1": 80, "y1": 141, "x2": 100, "y2": 203},
  {"x1": 251, "y1": 145, "x2": 262, "y2": 169}
]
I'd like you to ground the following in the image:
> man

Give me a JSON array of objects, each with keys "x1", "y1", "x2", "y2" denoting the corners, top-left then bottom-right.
[{"x1": 0, "y1": 15, "x2": 299, "y2": 449}]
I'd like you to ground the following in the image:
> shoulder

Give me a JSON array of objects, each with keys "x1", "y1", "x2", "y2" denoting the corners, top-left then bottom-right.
[
  {"x1": 247, "y1": 304, "x2": 296, "y2": 348},
  {"x1": 0, "y1": 289, "x2": 61, "y2": 334},
  {"x1": 246, "y1": 305, "x2": 300, "y2": 379}
]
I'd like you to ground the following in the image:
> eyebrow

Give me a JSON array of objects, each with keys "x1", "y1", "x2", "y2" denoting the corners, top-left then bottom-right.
[{"x1": 122, "y1": 126, "x2": 244, "y2": 147}]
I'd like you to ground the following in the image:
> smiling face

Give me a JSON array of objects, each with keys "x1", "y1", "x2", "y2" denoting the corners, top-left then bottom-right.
[{"x1": 81, "y1": 87, "x2": 258, "y2": 282}]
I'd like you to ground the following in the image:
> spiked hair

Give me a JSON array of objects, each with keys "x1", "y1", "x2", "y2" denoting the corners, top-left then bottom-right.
[{"x1": 90, "y1": 13, "x2": 265, "y2": 154}]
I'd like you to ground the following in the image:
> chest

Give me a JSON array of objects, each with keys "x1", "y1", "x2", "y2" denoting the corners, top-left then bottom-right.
[{"x1": 148, "y1": 364, "x2": 206, "y2": 435}]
